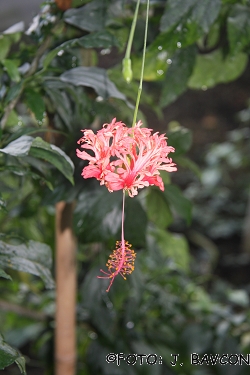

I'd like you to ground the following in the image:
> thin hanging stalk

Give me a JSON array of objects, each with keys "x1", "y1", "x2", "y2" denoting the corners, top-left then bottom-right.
[
  {"x1": 55, "y1": 201, "x2": 76, "y2": 375},
  {"x1": 132, "y1": 0, "x2": 150, "y2": 127}
]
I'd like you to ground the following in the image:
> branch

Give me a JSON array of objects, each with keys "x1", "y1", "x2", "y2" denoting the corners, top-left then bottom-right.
[
  {"x1": 26, "y1": 35, "x2": 52, "y2": 77},
  {"x1": 0, "y1": 299, "x2": 48, "y2": 321}
]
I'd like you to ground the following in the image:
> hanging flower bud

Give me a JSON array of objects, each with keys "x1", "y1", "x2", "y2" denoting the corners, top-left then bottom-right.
[{"x1": 122, "y1": 58, "x2": 133, "y2": 83}]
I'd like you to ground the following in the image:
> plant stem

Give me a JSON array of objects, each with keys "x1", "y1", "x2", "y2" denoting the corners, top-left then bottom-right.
[
  {"x1": 132, "y1": 0, "x2": 150, "y2": 127},
  {"x1": 121, "y1": 190, "x2": 125, "y2": 246},
  {"x1": 125, "y1": 0, "x2": 141, "y2": 60}
]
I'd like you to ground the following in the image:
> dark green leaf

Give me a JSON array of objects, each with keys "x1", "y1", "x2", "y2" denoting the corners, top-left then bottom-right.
[
  {"x1": 5, "y1": 324, "x2": 44, "y2": 349},
  {"x1": 81, "y1": 267, "x2": 116, "y2": 339},
  {"x1": 160, "y1": 0, "x2": 221, "y2": 33},
  {"x1": 148, "y1": 17, "x2": 201, "y2": 58},
  {"x1": 4, "y1": 81, "x2": 23, "y2": 105},
  {"x1": 227, "y1": 5, "x2": 250, "y2": 54},
  {"x1": 164, "y1": 184, "x2": 192, "y2": 225},
  {"x1": 146, "y1": 188, "x2": 173, "y2": 229},
  {"x1": 175, "y1": 155, "x2": 201, "y2": 178},
  {"x1": 0, "y1": 334, "x2": 26, "y2": 374},
  {"x1": 0, "y1": 135, "x2": 33, "y2": 157},
  {"x1": 152, "y1": 227, "x2": 190, "y2": 272},
  {"x1": 124, "y1": 195, "x2": 148, "y2": 247},
  {"x1": 182, "y1": 324, "x2": 213, "y2": 353},
  {"x1": 64, "y1": 0, "x2": 106, "y2": 32},
  {"x1": 29, "y1": 137, "x2": 75, "y2": 184},
  {"x1": 24, "y1": 89, "x2": 45, "y2": 122},
  {"x1": 160, "y1": 0, "x2": 197, "y2": 32},
  {"x1": 188, "y1": 50, "x2": 248, "y2": 89},
  {"x1": 0, "y1": 36, "x2": 11, "y2": 61},
  {"x1": 75, "y1": 186, "x2": 147, "y2": 246},
  {"x1": 0, "y1": 163, "x2": 54, "y2": 190},
  {"x1": 0, "y1": 240, "x2": 54, "y2": 289},
  {"x1": 75, "y1": 187, "x2": 123, "y2": 243},
  {"x1": 0, "y1": 269, "x2": 12, "y2": 280},
  {"x1": 0, "y1": 196, "x2": 7, "y2": 212},
  {"x1": 60, "y1": 67, "x2": 132, "y2": 107},
  {"x1": 160, "y1": 45, "x2": 197, "y2": 107},
  {"x1": 191, "y1": 0, "x2": 221, "y2": 33},
  {"x1": 2, "y1": 59, "x2": 20, "y2": 82},
  {"x1": 167, "y1": 127, "x2": 193, "y2": 156},
  {"x1": 44, "y1": 83, "x2": 72, "y2": 130},
  {"x1": 7, "y1": 126, "x2": 65, "y2": 143},
  {"x1": 43, "y1": 31, "x2": 118, "y2": 69}
]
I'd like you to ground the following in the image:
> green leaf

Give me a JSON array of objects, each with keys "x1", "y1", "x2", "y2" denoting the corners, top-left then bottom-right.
[
  {"x1": 160, "y1": 0, "x2": 197, "y2": 33},
  {"x1": 75, "y1": 186, "x2": 147, "y2": 246},
  {"x1": 0, "y1": 269, "x2": 12, "y2": 280},
  {"x1": 24, "y1": 89, "x2": 45, "y2": 122},
  {"x1": 160, "y1": 0, "x2": 221, "y2": 33},
  {"x1": 4, "y1": 81, "x2": 23, "y2": 105},
  {"x1": 64, "y1": 0, "x2": 106, "y2": 32},
  {"x1": 164, "y1": 184, "x2": 192, "y2": 225},
  {"x1": 146, "y1": 188, "x2": 173, "y2": 229},
  {"x1": 7, "y1": 126, "x2": 65, "y2": 143},
  {"x1": 60, "y1": 67, "x2": 131, "y2": 107},
  {"x1": 167, "y1": 127, "x2": 193, "y2": 156},
  {"x1": 160, "y1": 45, "x2": 197, "y2": 107},
  {"x1": 227, "y1": 5, "x2": 250, "y2": 54},
  {"x1": 188, "y1": 50, "x2": 248, "y2": 89},
  {"x1": 0, "y1": 194, "x2": 6, "y2": 212},
  {"x1": 124, "y1": 196, "x2": 148, "y2": 247},
  {"x1": 152, "y1": 228, "x2": 190, "y2": 272},
  {"x1": 131, "y1": 48, "x2": 168, "y2": 81},
  {"x1": 81, "y1": 268, "x2": 116, "y2": 339},
  {"x1": 2, "y1": 59, "x2": 20, "y2": 82},
  {"x1": 43, "y1": 81, "x2": 73, "y2": 130},
  {"x1": 0, "y1": 163, "x2": 54, "y2": 191},
  {"x1": 0, "y1": 240, "x2": 54, "y2": 289},
  {"x1": 191, "y1": 0, "x2": 221, "y2": 33},
  {"x1": 14, "y1": 357, "x2": 26, "y2": 375},
  {"x1": 43, "y1": 31, "x2": 118, "y2": 69},
  {"x1": 0, "y1": 334, "x2": 26, "y2": 374},
  {"x1": 29, "y1": 137, "x2": 74, "y2": 184},
  {"x1": 5, "y1": 110, "x2": 19, "y2": 127},
  {"x1": 175, "y1": 155, "x2": 201, "y2": 178},
  {"x1": 0, "y1": 135, "x2": 33, "y2": 157},
  {"x1": 75, "y1": 187, "x2": 122, "y2": 243},
  {"x1": 0, "y1": 36, "x2": 11, "y2": 61}
]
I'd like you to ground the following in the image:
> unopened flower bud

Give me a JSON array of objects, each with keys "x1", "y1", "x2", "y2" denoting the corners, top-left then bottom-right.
[{"x1": 122, "y1": 58, "x2": 133, "y2": 83}]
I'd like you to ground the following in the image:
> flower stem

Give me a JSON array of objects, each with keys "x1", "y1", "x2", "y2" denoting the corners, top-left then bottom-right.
[
  {"x1": 121, "y1": 190, "x2": 125, "y2": 246},
  {"x1": 132, "y1": 0, "x2": 150, "y2": 127},
  {"x1": 125, "y1": 0, "x2": 141, "y2": 60}
]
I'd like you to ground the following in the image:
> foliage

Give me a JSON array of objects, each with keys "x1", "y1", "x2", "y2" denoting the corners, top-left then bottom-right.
[{"x1": 0, "y1": 0, "x2": 250, "y2": 374}]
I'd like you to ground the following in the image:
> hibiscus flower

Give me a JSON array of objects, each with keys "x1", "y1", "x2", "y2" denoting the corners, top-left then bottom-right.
[{"x1": 77, "y1": 118, "x2": 177, "y2": 197}]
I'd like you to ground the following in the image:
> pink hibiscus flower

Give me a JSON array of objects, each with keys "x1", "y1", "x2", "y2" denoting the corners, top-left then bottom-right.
[{"x1": 77, "y1": 118, "x2": 177, "y2": 197}]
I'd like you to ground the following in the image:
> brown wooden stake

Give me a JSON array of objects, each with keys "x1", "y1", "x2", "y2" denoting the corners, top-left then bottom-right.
[
  {"x1": 55, "y1": 201, "x2": 76, "y2": 375},
  {"x1": 54, "y1": 0, "x2": 73, "y2": 10}
]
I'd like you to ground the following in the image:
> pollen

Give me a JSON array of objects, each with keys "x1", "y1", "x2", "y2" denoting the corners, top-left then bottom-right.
[
  {"x1": 97, "y1": 240, "x2": 136, "y2": 292},
  {"x1": 107, "y1": 241, "x2": 136, "y2": 278}
]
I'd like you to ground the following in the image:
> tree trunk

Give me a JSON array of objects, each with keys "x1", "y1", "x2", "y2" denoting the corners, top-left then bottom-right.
[{"x1": 55, "y1": 201, "x2": 76, "y2": 375}]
